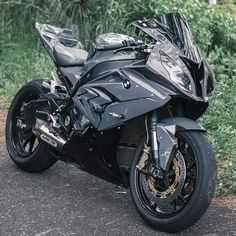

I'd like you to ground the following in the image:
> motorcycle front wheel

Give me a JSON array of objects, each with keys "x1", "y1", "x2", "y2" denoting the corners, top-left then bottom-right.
[{"x1": 129, "y1": 131, "x2": 217, "y2": 233}]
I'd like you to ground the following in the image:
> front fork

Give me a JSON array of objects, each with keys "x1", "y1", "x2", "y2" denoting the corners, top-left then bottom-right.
[
  {"x1": 148, "y1": 110, "x2": 177, "y2": 173},
  {"x1": 149, "y1": 110, "x2": 161, "y2": 172}
]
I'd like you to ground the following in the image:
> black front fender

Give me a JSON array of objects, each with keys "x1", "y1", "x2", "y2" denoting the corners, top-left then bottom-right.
[{"x1": 156, "y1": 117, "x2": 206, "y2": 171}]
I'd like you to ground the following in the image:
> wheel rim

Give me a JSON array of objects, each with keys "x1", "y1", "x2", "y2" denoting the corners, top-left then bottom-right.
[
  {"x1": 9, "y1": 91, "x2": 40, "y2": 158},
  {"x1": 134, "y1": 134, "x2": 197, "y2": 218}
]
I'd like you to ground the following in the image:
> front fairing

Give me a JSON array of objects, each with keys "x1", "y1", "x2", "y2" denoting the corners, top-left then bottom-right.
[{"x1": 133, "y1": 12, "x2": 214, "y2": 102}]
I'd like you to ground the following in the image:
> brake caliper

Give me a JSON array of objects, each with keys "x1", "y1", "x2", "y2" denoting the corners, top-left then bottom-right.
[{"x1": 136, "y1": 145, "x2": 150, "y2": 171}]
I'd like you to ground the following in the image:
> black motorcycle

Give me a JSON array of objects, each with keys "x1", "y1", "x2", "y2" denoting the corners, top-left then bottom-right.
[{"x1": 5, "y1": 12, "x2": 216, "y2": 233}]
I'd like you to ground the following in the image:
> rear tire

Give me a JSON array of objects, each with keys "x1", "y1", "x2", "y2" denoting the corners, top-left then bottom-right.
[
  {"x1": 129, "y1": 131, "x2": 217, "y2": 233},
  {"x1": 5, "y1": 79, "x2": 57, "y2": 173}
]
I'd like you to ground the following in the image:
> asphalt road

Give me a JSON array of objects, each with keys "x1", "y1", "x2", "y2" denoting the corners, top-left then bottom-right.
[{"x1": 0, "y1": 138, "x2": 236, "y2": 236}]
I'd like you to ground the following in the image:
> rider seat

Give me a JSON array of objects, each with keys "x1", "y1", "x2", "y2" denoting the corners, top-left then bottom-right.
[{"x1": 53, "y1": 44, "x2": 88, "y2": 67}]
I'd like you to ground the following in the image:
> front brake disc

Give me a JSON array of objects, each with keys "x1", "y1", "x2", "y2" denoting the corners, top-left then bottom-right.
[{"x1": 140, "y1": 151, "x2": 186, "y2": 205}]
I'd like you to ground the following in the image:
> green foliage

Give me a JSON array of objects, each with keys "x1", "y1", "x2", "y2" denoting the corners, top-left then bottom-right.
[
  {"x1": 0, "y1": 37, "x2": 53, "y2": 98},
  {"x1": 202, "y1": 48, "x2": 236, "y2": 195},
  {"x1": 0, "y1": 0, "x2": 236, "y2": 194},
  {"x1": 214, "y1": 2, "x2": 236, "y2": 16},
  {"x1": 83, "y1": 0, "x2": 236, "y2": 53}
]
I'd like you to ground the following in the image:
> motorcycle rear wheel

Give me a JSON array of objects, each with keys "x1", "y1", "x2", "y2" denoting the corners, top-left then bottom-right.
[
  {"x1": 129, "y1": 131, "x2": 216, "y2": 233},
  {"x1": 5, "y1": 80, "x2": 57, "y2": 173}
]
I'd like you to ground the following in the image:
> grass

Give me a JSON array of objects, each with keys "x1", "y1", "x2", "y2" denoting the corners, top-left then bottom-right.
[{"x1": 0, "y1": 35, "x2": 54, "y2": 98}]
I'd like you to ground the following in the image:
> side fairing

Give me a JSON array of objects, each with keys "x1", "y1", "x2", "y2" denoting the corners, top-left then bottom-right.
[
  {"x1": 73, "y1": 65, "x2": 171, "y2": 130},
  {"x1": 72, "y1": 12, "x2": 212, "y2": 129}
]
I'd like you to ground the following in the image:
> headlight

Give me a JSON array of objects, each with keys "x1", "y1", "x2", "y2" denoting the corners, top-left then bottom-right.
[{"x1": 160, "y1": 52, "x2": 192, "y2": 92}]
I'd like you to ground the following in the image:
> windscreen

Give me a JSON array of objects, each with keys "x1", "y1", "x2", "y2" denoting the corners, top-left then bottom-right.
[{"x1": 133, "y1": 12, "x2": 202, "y2": 64}]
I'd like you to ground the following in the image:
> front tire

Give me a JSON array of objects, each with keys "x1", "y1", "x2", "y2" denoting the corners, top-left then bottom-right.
[
  {"x1": 130, "y1": 131, "x2": 217, "y2": 233},
  {"x1": 5, "y1": 79, "x2": 57, "y2": 173}
]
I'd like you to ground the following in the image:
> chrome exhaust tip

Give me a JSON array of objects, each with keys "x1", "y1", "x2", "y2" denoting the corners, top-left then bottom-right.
[{"x1": 34, "y1": 119, "x2": 66, "y2": 151}]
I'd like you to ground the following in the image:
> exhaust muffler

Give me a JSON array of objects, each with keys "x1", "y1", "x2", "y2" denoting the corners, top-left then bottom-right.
[{"x1": 34, "y1": 119, "x2": 66, "y2": 151}]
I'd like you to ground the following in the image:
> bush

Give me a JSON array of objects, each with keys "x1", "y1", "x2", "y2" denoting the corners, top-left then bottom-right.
[
  {"x1": 85, "y1": 0, "x2": 236, "y2": 53},
  {"x1": 202, "y1": 47, "x2": 236, "y2": 195}
]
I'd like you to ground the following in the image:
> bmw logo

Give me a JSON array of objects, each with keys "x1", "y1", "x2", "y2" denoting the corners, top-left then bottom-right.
[{"x1": 123, "y1": 79, "x2": 131, "y2": 89}]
